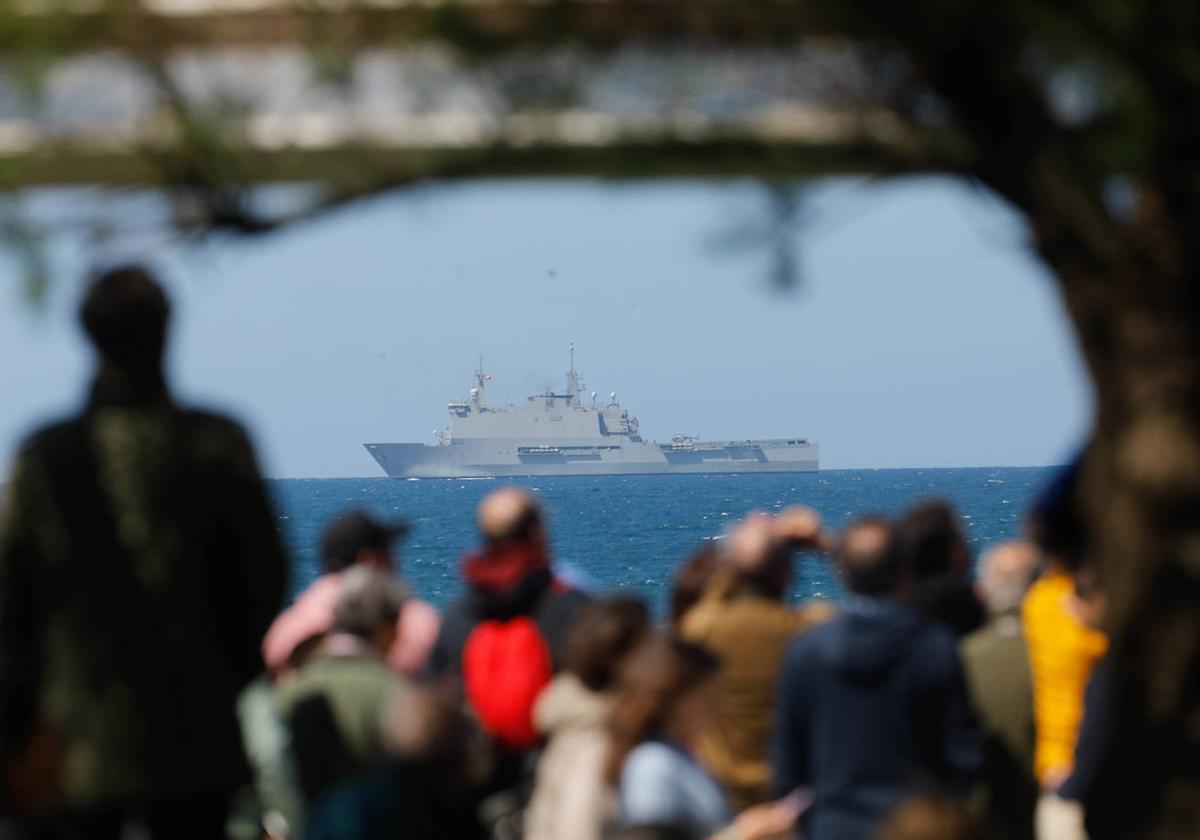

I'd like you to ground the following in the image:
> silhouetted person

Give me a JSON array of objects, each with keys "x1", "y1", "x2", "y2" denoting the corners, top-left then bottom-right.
[
  {"x1": 263, "y1": 510, "x2": 440, "y2": 678},
  {"x1": 1057, "y1": 562, "x2": 1117, "y2": 840},
  {"x1": 960, "y1": 542, "x2": 1038, "y2": 840},
  {"x1": 679, "y1": 508, "x2": 833, "y2": 810},
  {"x1": 0, "y1": 266, "x2": 287, "y2": 838},
  {"x1": 430, "y1": 487, "x2": 589, "y2": 826},
  {"x1": 772, "y1": 517, "x2": 982, "y2": 840},
  {"x1": 898, "y1": 500, "x2": 985, "y2": 637}
]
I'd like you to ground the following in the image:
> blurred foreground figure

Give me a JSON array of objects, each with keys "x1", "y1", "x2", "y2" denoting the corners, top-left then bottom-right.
[
  {"x1": 263, "y1": 510, "x2": 439, "y2": 678},
  {"x1": 305, "y1": 686, "x2": 487, "y2": 840},
  {"x1": 1057, "y1": 564, "x2": 1116, "y2": 840},
  {"x1": 772, "y1": 517, "x2": 982, "y2": 840},
  {"x1": 960, "y1": 542, "x2": 1038, "y2": 840},
  {"x1": 1021, "y1": 466, "x2": 1107, "y2": 840},
  {"x1": 278, "y1": 568, "x2": 412, "y2": 807},
  {"x1": 430, "y1": 487, "x2": 589, "y2": 831},
  {"x1": 679, "y1": 508, "x2": 833, "y2": 810},
  {"x1": 609, "y1": 634, "x2": 802, "y2": 840},
  {"x1": 898, "y1": 500, "x2": 985, "y2": 637},
  {"x1": 0, "y1": 266, "x2": 287, "y2": 838},
  {"x1": 525, "y1": 595, "x2": 650, "y2": 840}
]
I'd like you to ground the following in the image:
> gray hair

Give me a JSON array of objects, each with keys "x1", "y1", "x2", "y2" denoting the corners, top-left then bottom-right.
[
  {"x1": 978, "y1": 541, "x2": 1037, "y2": 617},
  {"x1": 333, "y1": 567, "x2": 408, "y2": 638}
]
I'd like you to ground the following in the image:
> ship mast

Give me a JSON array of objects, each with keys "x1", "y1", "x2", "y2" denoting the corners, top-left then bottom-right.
[
  {"x1": 566, "y1": 342, "x2": 580, "y2": 406},
  {"x1": 472, "y1": 356, "x2": 489, "y2": 409}
]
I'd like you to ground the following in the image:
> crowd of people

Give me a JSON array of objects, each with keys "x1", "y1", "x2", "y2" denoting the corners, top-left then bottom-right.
[{"x1": 0, "y1": 267, "x2": 1117, "y2": 840}]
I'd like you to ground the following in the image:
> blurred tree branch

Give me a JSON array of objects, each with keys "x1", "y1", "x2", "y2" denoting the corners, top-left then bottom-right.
[{"x1": 1, "y1": 4, "x2": 1198, "y2": 834}]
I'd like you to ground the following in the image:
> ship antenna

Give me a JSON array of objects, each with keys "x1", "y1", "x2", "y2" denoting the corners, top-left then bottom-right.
[{"x1": 566, "y1": 342, "x2": 580, "y2": 405}]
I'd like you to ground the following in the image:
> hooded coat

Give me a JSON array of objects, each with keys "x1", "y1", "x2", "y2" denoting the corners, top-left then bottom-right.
[
  {"x1": 772, "y1": 597, "x2": 983, "y2": 840},
  {"x1": 524, "y1": 674, "x2": 615, "y2": 840}
]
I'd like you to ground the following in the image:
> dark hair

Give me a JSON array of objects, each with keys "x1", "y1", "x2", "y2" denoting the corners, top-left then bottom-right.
[
  {"x1": 734, "y1": 549, "x2": 792, "y2": 601},
  {"x1": 564, "y1": 595, "x2": 651, "y2": 692},
  {"x1": 606, "y1": 634, "x2": 720, "y2": 784},
  {"x1": 838, "y1": 516, "x2": 901, "y2": 597},
  {"x1": 669, "y1": 545, "x2": 721, "y2": 626},
  {"x1": 1027, "y1": 458, "x2": 1087, "y2": 569},
  {"x1": 897, "y1": 499, "x2": 969, "y2": 579},
  {"x1": 332, "y1": 568, "x2": 406, "y2": 639},
  {"x1": 79, "y1": 265, "x2": 170, "y2": 374}
]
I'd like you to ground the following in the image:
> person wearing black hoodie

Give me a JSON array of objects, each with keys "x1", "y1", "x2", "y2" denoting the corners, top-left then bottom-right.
[{"x1": 771, "y1": 516, "x2": 983, "y2": 840}]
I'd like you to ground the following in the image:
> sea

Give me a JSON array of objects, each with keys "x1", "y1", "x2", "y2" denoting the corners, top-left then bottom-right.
[{"x1": 268, "y1": 466, "x2": 1058, "y2": 615}]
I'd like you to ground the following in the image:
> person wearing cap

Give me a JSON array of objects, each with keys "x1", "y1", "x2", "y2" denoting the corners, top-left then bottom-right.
[
  {"x1": 262, "y1": 510, "x2": 440, "y2": 679},
  {"x1": 678, "y1": 507, "x2": 835, "y2": 811}
]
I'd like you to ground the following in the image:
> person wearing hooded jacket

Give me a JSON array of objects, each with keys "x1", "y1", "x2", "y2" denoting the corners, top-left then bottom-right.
[
  {"x1": 771, "y1": 516, "x2": 983, "y2": 840},
  {"x1": 430, "y1": 486, "x2": 590, "y2": 814},
  {"x1": 524, "y1": 595, "x2": 650, "y2": 840},
  {"x1": 430, "y1": 487, "x2": 588, "y2": 677}
]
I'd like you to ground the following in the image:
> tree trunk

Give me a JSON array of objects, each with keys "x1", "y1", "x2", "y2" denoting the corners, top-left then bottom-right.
[{"x1": 1053, "y1": 259, "x2": 1200, "y2": 838}]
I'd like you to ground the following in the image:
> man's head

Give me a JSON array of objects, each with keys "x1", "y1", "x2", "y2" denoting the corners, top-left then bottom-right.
[
  {"x1": 977, "y1": 541, "x2": 1037, "y2": 617},
  {"x1": 79, "y1": 265, "x2": 171, "y2": 376},
  {"x1": 837, "y1": 516, "x2": 902, "y2": 597},
  {"x1": 332, "y1": 567, "x2": 408, "y2": 654},
  {"x1": 724, "y1": 512, "x2": 794, "y2": 600},
  {"x1": 897, "y1": 499, "x2": 970, "y2": 580},
  {"x1": 321, "y1": 510, "x2": 409, "y2": 573},
  {"x1": 477, "y1": 487, "x2": 543, "y2": 546}
]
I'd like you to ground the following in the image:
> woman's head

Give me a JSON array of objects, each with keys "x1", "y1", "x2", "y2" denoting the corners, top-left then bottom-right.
[
  {"x1": 565, "y1": 595, "x2": 651, "y2": 692},
  {"x1": 606, "y1": 633, "x2": 721, "y2": 783},
  {"x1": 332, "y1": 567, "x2": 407, "y2": 653}
]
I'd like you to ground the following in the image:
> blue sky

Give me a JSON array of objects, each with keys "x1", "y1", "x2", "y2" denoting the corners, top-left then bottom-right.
[{"x1": 0, "y1": 176, "x2": 1091, "y2": 477}]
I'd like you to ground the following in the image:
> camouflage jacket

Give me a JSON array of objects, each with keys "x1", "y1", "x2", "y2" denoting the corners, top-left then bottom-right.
[{"x1": 0, "y1": 369, "x2": 288, "y2": 807}]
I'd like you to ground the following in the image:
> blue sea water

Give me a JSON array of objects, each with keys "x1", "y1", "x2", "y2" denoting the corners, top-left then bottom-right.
[{"x1": 268, "y1": 467, "x2": 1057, "y2": 615}]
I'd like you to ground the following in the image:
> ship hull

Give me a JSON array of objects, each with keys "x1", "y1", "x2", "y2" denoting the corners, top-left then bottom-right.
[{"x1": 365, "y1": 438, "x2": 819, "y2": 479}]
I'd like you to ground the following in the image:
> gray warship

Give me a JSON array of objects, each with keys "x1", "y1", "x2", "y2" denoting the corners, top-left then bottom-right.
[{"x1": 365, "y1": 347, "x2": 819, "y2": 478}]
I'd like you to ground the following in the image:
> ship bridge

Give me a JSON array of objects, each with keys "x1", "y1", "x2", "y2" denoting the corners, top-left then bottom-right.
[{"x1": 440, "y1": 348, "x2": 640, "y2": 443}]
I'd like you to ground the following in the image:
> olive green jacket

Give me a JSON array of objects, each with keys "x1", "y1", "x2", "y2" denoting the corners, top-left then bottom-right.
[{"x1": 0, "y1": 370, "x2": 288, "y2": 807}]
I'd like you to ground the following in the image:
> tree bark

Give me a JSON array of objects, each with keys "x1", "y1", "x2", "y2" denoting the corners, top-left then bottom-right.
[{"x1": 1049, "y1": 251, "x2": 1200, "y2": 838}]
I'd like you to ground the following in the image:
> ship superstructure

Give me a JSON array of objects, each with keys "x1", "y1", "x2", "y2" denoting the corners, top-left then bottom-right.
[{"x1": 365, "y1": 347, "x2": 818, "y2": 478}]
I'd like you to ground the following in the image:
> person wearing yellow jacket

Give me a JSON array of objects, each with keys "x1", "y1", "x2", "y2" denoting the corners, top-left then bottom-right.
[{"x1": 1022, "y1": 564, "x2": 1107, "y2": 840}]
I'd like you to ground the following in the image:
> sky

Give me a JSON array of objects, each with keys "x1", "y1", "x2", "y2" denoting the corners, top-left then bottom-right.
[{"x1": 0, "y1": 176, "x2": 1092, "y2": 477}]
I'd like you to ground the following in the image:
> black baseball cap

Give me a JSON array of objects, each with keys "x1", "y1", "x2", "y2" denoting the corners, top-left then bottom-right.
[{"x1": 321, "y1": 509, "x2": 410, "y2": 572}]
